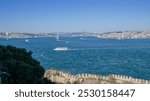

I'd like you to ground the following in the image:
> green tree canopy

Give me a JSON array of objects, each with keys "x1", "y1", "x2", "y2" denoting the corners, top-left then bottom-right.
[{"x1": 0, "y1": 45, "x2": 45, "y2": 84}]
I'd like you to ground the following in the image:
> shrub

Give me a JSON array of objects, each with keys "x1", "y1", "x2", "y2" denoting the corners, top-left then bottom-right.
[{"x1": 0, "y1": 45, "x2": 45, "y2": 84}]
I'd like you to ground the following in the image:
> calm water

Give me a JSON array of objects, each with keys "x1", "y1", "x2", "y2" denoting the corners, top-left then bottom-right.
[{"x1": 0, "y1": 37, "x2": 150, "y2": 80}]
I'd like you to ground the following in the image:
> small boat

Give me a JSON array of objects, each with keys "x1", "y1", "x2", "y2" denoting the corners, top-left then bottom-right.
[
  {"x1": 25, "y1": 39, "x2": 29, "y2": 42},
  {"x1": 80, "y1": 38, "x2": 86, "y2": 40},
  {"x1": 56, "y1": 35, "x2": 60, "y2": 41},
  {"x1": 54, "y1": 47, "x2": 70, "y2": 51}
]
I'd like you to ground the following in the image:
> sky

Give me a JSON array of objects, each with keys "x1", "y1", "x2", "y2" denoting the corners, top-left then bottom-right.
[{"x1": 0, "y1": 0, "x2": 150, "y2": 33}]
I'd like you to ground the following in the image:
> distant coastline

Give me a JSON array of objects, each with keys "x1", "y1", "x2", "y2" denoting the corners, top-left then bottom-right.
[{"x1": 0, "y1": 31, "x2": 150, "y2": 39}]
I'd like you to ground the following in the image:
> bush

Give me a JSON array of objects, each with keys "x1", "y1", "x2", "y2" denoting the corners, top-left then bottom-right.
[{"x1": 0, "y1": 45, "x2": 45, "y2": 84}]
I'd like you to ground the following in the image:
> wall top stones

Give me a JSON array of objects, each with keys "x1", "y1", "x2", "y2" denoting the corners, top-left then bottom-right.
[{"x1": 44, "y1": 69, "x2": 150, "y2": 84}]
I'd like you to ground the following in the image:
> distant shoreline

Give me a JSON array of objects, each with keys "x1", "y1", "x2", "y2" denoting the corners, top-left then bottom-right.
[{"x1": 1, "y1": 31, "x2": 150, "y2": 39}]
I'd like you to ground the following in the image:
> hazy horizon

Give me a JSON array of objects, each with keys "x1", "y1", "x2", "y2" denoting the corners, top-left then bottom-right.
[{"x1": 0, "y1": 0, "x2": 150, "y2": 33}]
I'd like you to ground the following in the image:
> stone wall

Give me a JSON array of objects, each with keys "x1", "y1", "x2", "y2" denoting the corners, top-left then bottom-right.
[{"x1": 44, "y1": 69, "x2": 150, "y2": 84}]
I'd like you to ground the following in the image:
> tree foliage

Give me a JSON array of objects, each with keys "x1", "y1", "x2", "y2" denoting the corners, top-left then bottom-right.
[{"x1": 0, "y1": 45, "x2": 45, "y2": 84}]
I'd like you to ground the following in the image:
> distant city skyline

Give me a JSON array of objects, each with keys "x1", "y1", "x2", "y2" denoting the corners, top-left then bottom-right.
[{"x1": 0, "y1": 0, "x2": 150, "y2": 33}]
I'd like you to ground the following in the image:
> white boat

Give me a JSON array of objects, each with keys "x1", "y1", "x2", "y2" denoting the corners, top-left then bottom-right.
[
  {"x1": 56, "y1": 35, "x2": 60, "y2": 41},
  {"x1": 80, "y1": 38, "x2": 84, "y2": 40},
  {"x1": 54, "y1": 47, "x2": 70, "y2": 51},
  {"x1": 25, "y1": 39, "x2": 29, "y2": 42}
]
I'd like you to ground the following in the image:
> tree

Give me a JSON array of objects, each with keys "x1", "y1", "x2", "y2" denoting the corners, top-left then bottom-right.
[{"x1": 0, "y1": 45, "x2": 45, "y2": 84}]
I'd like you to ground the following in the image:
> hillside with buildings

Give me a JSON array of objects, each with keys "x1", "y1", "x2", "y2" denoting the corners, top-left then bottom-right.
[
  {"x1": 96, "y1": 31, "x2": 150, "y2": 39},
  {"x1": 0, "y1": 31, "x2": 150, "y2": 39}
]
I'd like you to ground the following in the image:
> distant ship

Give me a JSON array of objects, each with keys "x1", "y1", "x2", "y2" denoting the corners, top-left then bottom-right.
[
  {"x1": 80, "y1": 38, "x2": 84, "y2": 40},
  {"x1": 25, "y1": 39, "x2": 29, "y2": 42},
  {"x1": 56, "y1": 36, "x2": 59, "y2": 41},
  {"x1": 56, "y1": 34, "x2": 60, "y2": 41},
  {"x1": 54, "y1": 47, "x2": 70, "y2": 51}
]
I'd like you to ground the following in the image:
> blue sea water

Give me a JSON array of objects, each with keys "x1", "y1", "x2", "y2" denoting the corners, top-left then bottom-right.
[{"x1": 0, "y1": 36, "x2": 150, "y2": 80}]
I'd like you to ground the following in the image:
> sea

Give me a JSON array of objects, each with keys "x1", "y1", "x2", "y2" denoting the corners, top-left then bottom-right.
[{"x1": 0, "y1": 36, "x2": 150, "y2": 80}]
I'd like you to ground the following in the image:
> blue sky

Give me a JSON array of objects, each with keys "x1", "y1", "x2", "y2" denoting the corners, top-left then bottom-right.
[{"x1": 0, "y1": 0, "x2": 150, "y2": 33}]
